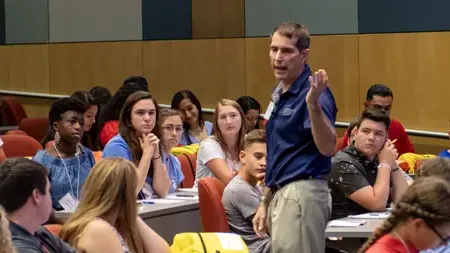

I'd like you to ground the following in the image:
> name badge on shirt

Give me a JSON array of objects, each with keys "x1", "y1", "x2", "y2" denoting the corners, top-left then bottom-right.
[
  {"x1": 263, "y1": 102, "x2": 275, "y2": 121},
  {"x1": 58, "y1": 192, "x2": 79, "y2": 211}
]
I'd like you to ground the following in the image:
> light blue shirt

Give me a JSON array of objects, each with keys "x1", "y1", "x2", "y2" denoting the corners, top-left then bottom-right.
[
  {"x1": 33, "y1": 145, "x2": 95, "y2": 210},
  {"x1": 179, "y1": 121, "x2": 213, "y2": 146},
  {"x1": 146, "y1": 152, "x2": 184, "y2": 193},
  {"x1": 103, "y1": 134, "x2": 185, "y2": 195}
]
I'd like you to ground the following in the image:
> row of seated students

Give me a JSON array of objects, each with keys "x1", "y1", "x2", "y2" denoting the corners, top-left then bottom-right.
[
  {"x1": 1, "y1": 76, "x2": 449, "y2": 253},
  {"x1": 0, "y1": 157, "x2": 171, "y2": 253},
  {"x1": 1, "y1": 133, "x2": 450, "y2": 253}
]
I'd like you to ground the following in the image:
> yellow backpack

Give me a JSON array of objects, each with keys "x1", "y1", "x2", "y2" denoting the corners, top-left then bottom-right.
[
  {"x1": 171, "y1": 144, "x2": 200, "y2": 156},
  {"x1": 171, "y1": 233, "x2": 249, "y2": 253}
]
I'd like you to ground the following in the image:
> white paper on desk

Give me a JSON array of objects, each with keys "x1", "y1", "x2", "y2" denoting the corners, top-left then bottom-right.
[
  {"x1": 166, "y1": 195, "x2": 199, "y2": 200},
  {"x1": 328, "y1": 220, "x2": 367, "y2": 227},
  {"x1": 178, "y1": 188, "x2": 198, "y2": 193},
  {"x1": 216, "y1": 233, "x2": 245, "y2": 250},
  {"x1": 348, "y1": 212, "x2": 390, "y2": 219}
]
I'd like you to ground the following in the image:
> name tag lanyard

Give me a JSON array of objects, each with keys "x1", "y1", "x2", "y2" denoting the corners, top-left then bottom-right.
[{"x1": 54, "y1": 142, "x2": 81, "y2": 199}]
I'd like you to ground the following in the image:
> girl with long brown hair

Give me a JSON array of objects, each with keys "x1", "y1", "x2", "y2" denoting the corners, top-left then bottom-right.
[
  {"x1": 60, "y1": 158, "x2": 170, "y2": 253},
  {"x1": 102, "y1": 91, "x2": 170, "y2": 198},
  {"x1": 359, "y1": 177, "x2": 450, "y2": 253},
  {"x1": 194, "y1": 99, "x2": 246, "y2": 186}
]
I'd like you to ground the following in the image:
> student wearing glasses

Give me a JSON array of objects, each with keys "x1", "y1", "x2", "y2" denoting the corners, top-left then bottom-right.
[
  {"x1": 156, "y1": 108, "x2": 185, "y2": 193},
  {"x1": 359, "y1": 177, "x2": 450, "y2": 253}
]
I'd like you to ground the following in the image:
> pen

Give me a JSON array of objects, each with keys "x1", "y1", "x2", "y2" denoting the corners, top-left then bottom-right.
[
  {"x1": 141, "y1": 200, "x2": 155, "y2": 204},
  {"x1": 176, "y1": 194, "x2": 195, "y2": 197}
]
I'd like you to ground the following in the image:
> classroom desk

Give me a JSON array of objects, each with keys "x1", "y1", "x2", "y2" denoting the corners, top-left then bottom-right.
[
  {"x1": 325, "y1": 218, "x2": 384, "y2": 238},
  {"x1": 56, "y1": 199, "x2": 201, "y2": 244}
]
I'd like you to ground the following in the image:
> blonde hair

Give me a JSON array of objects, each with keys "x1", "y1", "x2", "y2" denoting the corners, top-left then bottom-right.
[
  {"x1": 60, "y1": 158, "x2": 145, "y2": 253},
  {"x1": 359, "y1": 177, "x2": 450, "y2": 252},
  {"x1": 0, "y1": 207, "x2": 16, "y2": 253},
  {"x1": 212, "y1": 99, "x2": 246, "y2": 152}
]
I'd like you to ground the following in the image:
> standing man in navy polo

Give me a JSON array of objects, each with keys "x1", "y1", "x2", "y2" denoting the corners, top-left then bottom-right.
[{"x1": 252, "y1": 22, "x2": 337, "y2": 253}]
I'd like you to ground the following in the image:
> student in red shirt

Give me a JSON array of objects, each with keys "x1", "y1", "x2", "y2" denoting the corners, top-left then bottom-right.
[
  {"x1": 340, "y1": 84, "x2": 415, "y2": 156},
  {"x1": 359, "y1": 177, "x2": 450, "y2": 253}
]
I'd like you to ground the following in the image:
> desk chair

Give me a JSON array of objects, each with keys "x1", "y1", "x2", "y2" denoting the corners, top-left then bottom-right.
[
  {"x1": 0, "y1": 134, "x2": 42, "y2": 158},
  {"x1": 198, "y1": 177, "x2": 228, "y2": 232}
]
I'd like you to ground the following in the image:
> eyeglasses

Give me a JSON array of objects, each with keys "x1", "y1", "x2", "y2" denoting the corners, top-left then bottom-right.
[
  {"x1": 162, "y1": 125, "x2": 183, "y2": 135},
  {"x1": 425, "y1": 221, "x2": 450, "y2": 246}
]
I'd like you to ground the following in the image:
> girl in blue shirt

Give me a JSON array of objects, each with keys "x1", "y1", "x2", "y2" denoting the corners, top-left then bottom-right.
[
  {"x1": 33, "y1": 97, "x2": 96, "y2": 210},
  {"x1": 156, "y1": 108, "x2": 185, "y2": 193},
  {"x1": 103, "y1": 91, "x2": 171, "y2": 199},
  {"x1": 171, "y1": 90, "x2": 213, "y2": 146}
]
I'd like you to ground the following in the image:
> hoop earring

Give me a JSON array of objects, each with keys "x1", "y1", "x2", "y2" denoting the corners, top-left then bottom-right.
[{"x1": 54, "y1": 130, "x2": 60, "y2": 144}]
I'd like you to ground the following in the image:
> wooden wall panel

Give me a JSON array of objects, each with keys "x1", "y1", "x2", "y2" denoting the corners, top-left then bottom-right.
[
  {"x1": 142, "y1": 39, "x2": 247, "y2": 108},
  {"x1": 309, "y1": 35, "x2": 360, "y2": 122},
  {"x1": 359, "y1": 32, "x2": 450, "y2": 132},
  {"x1": 0, "y1": 44, "x2": 49, "y2": 92},
  {"x1": 191, "y1": 0, "x2": 245, "y2": 39},
  {"x1": 245, "y1": 37, "x2": 275, "y2": 110},
  {"x1": 48, "y1": 41, "x2": 143, "y2": 95}
]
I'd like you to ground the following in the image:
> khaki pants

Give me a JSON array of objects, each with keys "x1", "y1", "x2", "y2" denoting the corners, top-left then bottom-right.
[{"x1": 268, "y1": 179, "x2": 331, "y2": 253}]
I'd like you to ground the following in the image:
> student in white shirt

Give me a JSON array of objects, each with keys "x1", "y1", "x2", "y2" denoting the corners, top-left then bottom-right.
[{"x1": 195, "y1": 99, "x2": 246, "y2": 187}]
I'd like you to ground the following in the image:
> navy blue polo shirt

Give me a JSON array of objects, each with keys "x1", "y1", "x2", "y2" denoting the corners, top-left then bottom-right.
[{"x1": 265, "y1": 64, "x2": 337, "y2": 189}]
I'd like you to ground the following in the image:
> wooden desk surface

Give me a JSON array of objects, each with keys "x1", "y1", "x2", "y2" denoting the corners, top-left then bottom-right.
[{"x1": 325, "y1": 218, "x2": 384, "y2": 238}]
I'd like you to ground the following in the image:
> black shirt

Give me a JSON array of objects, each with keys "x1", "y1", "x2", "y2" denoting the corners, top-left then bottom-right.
[
  {"x1": 329, "y1": 144, "x2": 391, "y2": 220},
  {"x1": 9, "y1": 221, "x2": 76, "y2": 253}
]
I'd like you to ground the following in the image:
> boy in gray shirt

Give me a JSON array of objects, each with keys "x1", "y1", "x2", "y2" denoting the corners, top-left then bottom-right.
[{"x1": 222, "y1": 129, "x2": 271, "y2": 253}]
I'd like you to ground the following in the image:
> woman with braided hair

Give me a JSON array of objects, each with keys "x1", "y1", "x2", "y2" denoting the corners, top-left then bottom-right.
[{"x1": 359, "y1": 177, "x2": 450, "y2": 253}]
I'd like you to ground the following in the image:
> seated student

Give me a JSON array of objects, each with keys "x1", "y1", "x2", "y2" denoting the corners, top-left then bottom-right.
[
  {"x1": 1, "y1": 206, "x2": 16, "y2": 253},
  {"x1": 60, "y1": 158, "x2": 170, "y2": 253},
  {"x1": 157, "y1": 108, "x2": 185, "y2": 193},
  {"x1": 33, "y1": 97, "x2": 96, "y2": 210},
  {"x1": 339, "y1": 84, "x2": 415, "y2": 156},
  {"x1": 195, "y1": 99, "x2": 246, "y2": 187},
  {"x1": 329, "y1": 109, "x2": 409, "y2": 219},
  {"x1": 103, "y1": 91, "x2": 170, "y2": 198},
  {"x1": 347, "y1": 116, "x2": 414, "y2": 185},
  {"x1": 415, "y1": 158, "x2": 450, "y2": 253},
  {"x1": 416, "y1": 157, "x2": 450, "y2": 182},
  {"x1": 99, "y1": 77, "x2": 148, "y2": 147},
  {"x1": 0, "y1": 158, "x2": 76, "y2": 253},
  {"x1": 71, "y1": 91, "x2": 100, "y2": 151},
  {"x1": 222, "y1": 129, "x2": 271, "y2": 253},
  {"x1": 41, "y1": 91, "x2": 100, "y2": 151},
  {"x1": 90, "y1": 85, "x2": 112, "y2": 105},
  {"x1": 171, "y1": 90, "x2": 213, "y2": 146},
  {"x1": 359, "y1": 177, "x2": 450, "y2": 253},
  {"x1": 236, "y1": 96, "x2": 261, "y2": 133}
]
